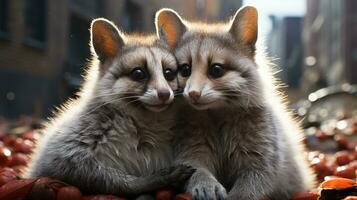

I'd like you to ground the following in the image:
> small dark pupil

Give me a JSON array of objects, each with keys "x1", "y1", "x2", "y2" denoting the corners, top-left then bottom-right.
[
  {"x1": 180, "y1": 65, "x2": 191, "y2": 77},
  {"x1": 164, "y1": 69, "x2": 175, "y2": 81},
  {"x1": 131, "y1": 69, "x2": 146, "y2": 81},
  {"x1": 210, "y1": 64, "x2": 224, "y2": 78}
]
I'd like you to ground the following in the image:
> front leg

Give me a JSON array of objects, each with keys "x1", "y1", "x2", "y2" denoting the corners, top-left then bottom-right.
[
  {"x1": 226, "y1": 169, "x2": 276, "y2": 200},
  {"x1": 186, "y1": 167, "x2": 227, "y2": 200}
]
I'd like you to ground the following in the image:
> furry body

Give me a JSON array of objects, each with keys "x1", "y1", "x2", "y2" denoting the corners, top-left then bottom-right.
[
  {"x1": 173, "y1": 98, "x2": 315, "y2": 200},
  {"x1": 25, "y1": 19, "x2": 193, "y2": 197},
  {"x1": 157, "y1": 7, "x2": 316, "y2": 200}
]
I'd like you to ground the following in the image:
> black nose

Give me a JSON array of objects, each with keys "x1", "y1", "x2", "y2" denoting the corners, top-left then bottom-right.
[
  {"x1": 157, "y1": 89, "x2": 171, "y2": 102},
  {"x1": 188, "y1": 91, "x2": 201, "y2": 102}
]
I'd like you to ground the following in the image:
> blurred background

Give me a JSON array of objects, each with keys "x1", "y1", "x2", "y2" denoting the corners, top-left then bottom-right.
[{"x1": 0, "y1": 0, "x2": 356, "y2": 119}]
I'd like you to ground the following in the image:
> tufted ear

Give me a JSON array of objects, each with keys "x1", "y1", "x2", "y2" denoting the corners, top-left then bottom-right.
[
  {"x1": 90, "y1": 18, "x2": 124, "y2": 64},
  {"x1": 229, "y1": 6, "x2": 258, "y2": 49},
  {"x1": 155, "y1": 8, "x2": 186, "y2": 49}
]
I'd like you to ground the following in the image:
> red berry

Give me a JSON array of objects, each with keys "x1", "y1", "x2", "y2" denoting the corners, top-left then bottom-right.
[
  {"x1": 347, "y1": 142, "x2": 357, "y2": 151},
  {"x1": 0, "y1": 146, "x2": 12, "y2": 166},
  {"x1": 349, "y1": 160, "x2": 357, "y2": 170},
  {"x1": 319, "y1": 177, "x2": 356, "y2": 189},
  {"x1": 344, "y1": 196, "x2": 357, "y2": 200},
  {"x1": 335, "y1": 135, "x2": 349, "y2": 149},
  {"x1": 334, "y1": 165, "x2": 356, "y2": 179},
  {"x1": 156, "y1": 188, "x2": 174, "y2": 200},
  {"x1": 22, "y1": 131, "x2": 38, "y2": 142},
  {"x1": 0, "y1": 167, "x2": 15, "y2": 174},
  {"x1": 13, "y1": 138, "x2": 33, "y2": 154},
  {"x1": 174, "y1": 193, "x2": 192, "y2": 200},
  {"x1": 292, "y1": 191, "x2": 319, "y2": 200},
  {"x1": 0, "y1": 134, "x2": 6, "y2": 141},
  {"x1": 11, "y1": 165, "x2": 25, "y2": 175},
  {"x1": 9, "y1": 153, "x2": 28, "y2": 167},
  {"x1": 3, "y1": 135, "x2": 17, "y2": 147},
  {"x1": 335, "y1": 151, "x2": 352, "y2": 166},
  {"x1": 81, "y1": 195, "x2": 125, "y2": 200},
  {"x1": 0, "y1": 167, "x2": 17, "y2": 186},
  {"x1": 57, "y1": 186, "x2": 82, "y2": 200},
  {"x1": 312, "y1": 161, "x2": 334, "y2": 180},
  {"x1": 0, "y1": 178, "x2": 37, "y2": 200}
]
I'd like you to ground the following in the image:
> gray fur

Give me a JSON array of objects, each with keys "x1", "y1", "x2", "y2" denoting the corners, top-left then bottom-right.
[
  {"x1": 157, "y1": 7, "x2": 316, "y2": 200},
  {"x1": 24, "y1": 19, "x2": 194, "y2": 197},
  {"x1": 173, "y1": 104, "x2": 313, "y2": 200}
]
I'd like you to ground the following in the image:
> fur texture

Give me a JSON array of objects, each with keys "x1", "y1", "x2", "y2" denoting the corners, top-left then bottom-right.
[
  {"x1": 156, "y1": 6, "x2": 316, "y2": 200},
  {"x1": 24, "y1": 18, "x2": 194, "y2": 198}
]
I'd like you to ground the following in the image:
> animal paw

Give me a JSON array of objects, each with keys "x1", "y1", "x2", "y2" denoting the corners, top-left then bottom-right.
[
  {"x1": 157, "y1": 164, "x2": 196, "y2": 188},
  {"x1": 189, "y1": 181, "x2": 227, "y2": 200}
]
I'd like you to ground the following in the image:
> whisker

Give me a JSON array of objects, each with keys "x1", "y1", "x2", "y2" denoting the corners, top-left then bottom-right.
[
  {"x1": 83, "y1": 95, "x2": 142, "y2": 117},
  {"x1": 92, "y1": 91, "x2": 138, "y2": 99},
  {"x1": 124, "y1": 98, "x2": 141, "y2": 107},
  {"x1": 82, "y1": 99, "x2": 119, "y2": 117}
]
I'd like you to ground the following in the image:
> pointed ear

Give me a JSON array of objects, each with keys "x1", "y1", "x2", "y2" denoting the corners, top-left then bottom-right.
[
  {"x1": 155, "y1": 8, "x2": 186, "y2": 48},
  {"x1": 90, "y1": 18, "x2": 124, "y2": 63},
  {"x1": 229, "y1": 6, "x2": 258, "y2": 48}
]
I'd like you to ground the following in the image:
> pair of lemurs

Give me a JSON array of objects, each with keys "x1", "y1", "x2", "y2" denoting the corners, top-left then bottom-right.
[{"x1": 25, "y1": 6, "x2": 316, "y2": 200}]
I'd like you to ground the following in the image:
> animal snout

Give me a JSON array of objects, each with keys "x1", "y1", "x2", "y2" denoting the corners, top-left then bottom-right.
[
  {"x1": 157, "y1": 89, "x2": 171, "y2": 102},
  {"x1": 188, "y1": 91, "x2": 201, "y2": 102}
]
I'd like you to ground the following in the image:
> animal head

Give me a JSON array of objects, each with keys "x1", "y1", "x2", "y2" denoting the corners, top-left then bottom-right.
[
  {"x1": 90, "y1": 18, "x2": 178, "y2": 112},
  {"x1": 155, "y1": 6, "x2": 264, "y2": 110}
]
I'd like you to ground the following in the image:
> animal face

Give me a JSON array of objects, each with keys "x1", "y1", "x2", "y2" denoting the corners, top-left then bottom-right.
[
  {"x1": 91, "y1": 18, "x2": 178, "y2": 112},
  {"x1": 156, "y1": 7, "x2": 263, "y2": 110}
]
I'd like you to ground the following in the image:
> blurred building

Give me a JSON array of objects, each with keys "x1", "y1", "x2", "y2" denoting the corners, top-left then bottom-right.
[
  {"x1": 268, "y1": 16, "x2": 303, "y2": 88},
  {"x1": 301, "y1": 0, "x2": 357, "y2": 95},
  {"x1": 0, "y1": 0, "x2": 126, "y2": 118},
  {"x1": 0, "y1": 0, "x2": 242, "y2": 118}
]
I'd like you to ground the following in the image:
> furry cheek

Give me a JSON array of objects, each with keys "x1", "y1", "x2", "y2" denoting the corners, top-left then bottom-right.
[
  {"x1": 199, "y1": 83, "x2": 223, "y2": 104},
  {"x1": 111, "y1": 78, "x2": 145, "y2": 99},
  {"x1": 138, "y1": 89, "x2": 158, "y2": 104},
  {"x1": 204, "y1": 71, "x2": 247, "y2": 103},
  {"x1": 219, "y1": 71, "x2": 247, "y2": 90}
]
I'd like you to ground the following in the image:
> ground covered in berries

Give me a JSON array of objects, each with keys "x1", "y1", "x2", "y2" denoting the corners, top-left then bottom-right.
[{"x1": 0, "y1": 115, "x2": 356, "y2": 200}]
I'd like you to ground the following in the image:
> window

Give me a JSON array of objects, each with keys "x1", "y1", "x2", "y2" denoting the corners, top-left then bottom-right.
[
  {"x1": 64, "y1": 15, "x2": 90, "y2": 93},
  {"x1": 0, "y1": 0, "x2": 8, "y2": 35},
  {"x1": 124, "y1": 0, "x2": 143, "y2": 32},
  {"x1": 24, "y1": 0, "x2": 47, "y2": 47},
  {"x1": 68, "y1": 15, "x2": 90, "y2": 67},
  {"x1": 72, "y1": 0, "x2": 100, "y2": 14}
]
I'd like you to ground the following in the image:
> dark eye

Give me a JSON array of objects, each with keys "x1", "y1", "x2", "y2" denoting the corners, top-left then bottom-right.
[
  {"x1": 130, "y1": 68, "x2": 147, "y2": 81},
  {"x1": 209, "y1": 64, "x2": 225, "y2": 78},
  {"x1": 179, "y1": 64, "x2": 191, "y2": 77},
  {"x1": 164, "y1": 68, "x2": 176, "y2": 81}
]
